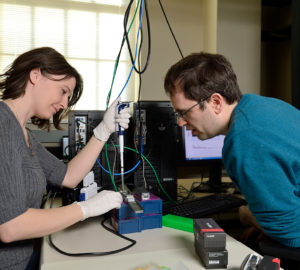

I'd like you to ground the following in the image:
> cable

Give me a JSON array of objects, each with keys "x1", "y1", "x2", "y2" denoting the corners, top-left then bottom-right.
[
  {"x1": 95, "y1": 143, "x2": 175, "y2": 203},
  {"x1": 101, "y1": 215, "x2": 136, "y2": 252},
  {"x1": 103, "y1": 0, "x2": 151, "y2": 191},
  {"x1": 96, "y1": 157, "x2": 141, "y2": 176},
  {"x1": 104, "y1": 0, "x2": 143, "y2": 189},
  {"x1": 40, "y1": 189, "x2": 52, "y2": 209},
  {"x1": 157, "y1": 0, "x2": 184, "y2": 58},
  {"x1": 136, "y1": 29, "x2": 144, "y2": 172},
  {"x1": 74, "y1": 0, "x2": 179, "y2": 202},
  {"x1": 74, "y1": 117, "x2": 173, "y2": 202},
  {"x1": 134, "y1": 124, "x2": 147, "y2": 189},
  {"x1": 117, "y1": 0, "x2": 145, "y2": 98},
  {"x1": 47, "y1": 192, "x2": 136, "y2": 257},
  {"x1": 122, "y1": 145, "x2": 175, "y2": 203},
  {"x1": 106, "y1": 0, "x2": 141, "y2": 106},
  {"x1": 74, "y1": 119, "x2": 143, "y2": 190},
  {"x1": 124, "y1": 0, "x2": 151, "y2": 74},
  {"x1": 104, "y1": 142, "x2": 118, "y2": 191}
]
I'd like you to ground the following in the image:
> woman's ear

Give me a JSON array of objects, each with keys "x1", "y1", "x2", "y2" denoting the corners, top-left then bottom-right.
[
  {"x1": 210, "y1": 93, "x2": 223, "y2": 114},
  {"x1": 29, "y1": 68, "x2": 41, "y2": 85}
]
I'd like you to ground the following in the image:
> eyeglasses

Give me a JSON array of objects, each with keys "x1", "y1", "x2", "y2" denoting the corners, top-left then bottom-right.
[{"x1": 174, "y1": 97, "x2": 209, "y2": 120}]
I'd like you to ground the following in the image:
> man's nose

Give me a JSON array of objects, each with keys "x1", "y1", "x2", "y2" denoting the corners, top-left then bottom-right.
[{"x1": 177, "y1": 117, "x2": 187, "y2": 127}]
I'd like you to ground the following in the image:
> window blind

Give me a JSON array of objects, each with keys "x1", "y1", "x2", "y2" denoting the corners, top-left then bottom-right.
[{"x1": 0, "y1": 0, "x2": 136, "y2": 109}]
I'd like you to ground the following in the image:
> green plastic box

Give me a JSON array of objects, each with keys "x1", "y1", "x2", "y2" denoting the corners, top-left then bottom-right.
[{"x1": 162, "y1": 214, "x2": 193, "y2": 233}]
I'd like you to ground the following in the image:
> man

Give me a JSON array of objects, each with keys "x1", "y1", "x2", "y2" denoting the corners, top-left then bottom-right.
[{"x1": 164, "y1": 52, "x2": 300, "y2": 248}]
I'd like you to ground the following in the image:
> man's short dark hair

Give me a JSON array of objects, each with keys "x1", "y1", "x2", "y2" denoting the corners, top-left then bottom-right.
[{"x1": 164, "y1": 52, "x2": 242, "y2": 105}]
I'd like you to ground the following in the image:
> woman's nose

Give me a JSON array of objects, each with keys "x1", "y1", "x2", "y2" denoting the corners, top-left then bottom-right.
[{"x1": 61, "y1": 96, "x2": 68, "y2": 110}]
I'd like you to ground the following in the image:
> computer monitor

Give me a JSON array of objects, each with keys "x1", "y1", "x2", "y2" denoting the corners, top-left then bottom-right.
[
  {"x1": 183, "y1": 128, "x2": 224, "y2": 161},
  {"x1": 181, "y1": 126, "x2": 225, "y2": 191}
]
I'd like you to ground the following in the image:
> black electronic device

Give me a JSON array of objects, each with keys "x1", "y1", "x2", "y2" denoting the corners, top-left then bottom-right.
[
  {"x1": 240, "y1": 254, "x2": 280, "y2": 270},
  {"x1": 240, "y1": 253, "x2": 261, "y2": 270},
  {"x1": 194, "y1": 218, "x2": 226, "y2": 251},
  {"x1": 258, "y1": 256, "x2": 281, "y2": 270},
  {"x1": 62, "y1": 110, "x2": 123, "y2": 205},
  {"x1": 129, "y1": 101, "x2": 178, "y2": 202},
  {"x1": 194, "y1": 218, "x2": 228, "y2": 269},
  {"x1": 180, "y1": 126, "x2": 226, "y2": 192},
  {"x1": 163, "y1": 193, "x2": 247, "y2": 218}
]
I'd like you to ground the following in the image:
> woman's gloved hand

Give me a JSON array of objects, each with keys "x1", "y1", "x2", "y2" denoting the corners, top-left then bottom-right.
[
  {"x1": 76, "y1": 190, "x2": 123, "y2": 220},
  {"x1": 93, "y1": 97, "x2": 131, "y2": 142}
]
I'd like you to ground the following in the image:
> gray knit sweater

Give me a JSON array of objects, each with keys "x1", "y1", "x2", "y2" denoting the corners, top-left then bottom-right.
[{"x1": 0, "y1": 102, "x2": 67, "y2": 270}]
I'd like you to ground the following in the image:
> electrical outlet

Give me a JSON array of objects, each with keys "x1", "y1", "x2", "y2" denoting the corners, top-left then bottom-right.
[{"x1": 75, "y1": 116, "x2": 87, "y2": 150}]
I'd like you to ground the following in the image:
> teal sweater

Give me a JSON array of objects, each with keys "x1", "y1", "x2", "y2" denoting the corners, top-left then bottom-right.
[{"x1": 223, "y1": 94, "x2": 300, "y2": 247}]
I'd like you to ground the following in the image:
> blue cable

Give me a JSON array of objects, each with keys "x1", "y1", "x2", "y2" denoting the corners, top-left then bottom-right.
[
  {"x1": 117, "y1": 0, "x2": 144, "y2": 98},
  {"x1": 96, "y1": 158, "x2": 140, "y2": 176},
  {"x1": 101, "y1": 1, "x2": 144, "y2": 176},
  {"x1": 96, "y1": 138, "x2": 144, "y2": 176}
]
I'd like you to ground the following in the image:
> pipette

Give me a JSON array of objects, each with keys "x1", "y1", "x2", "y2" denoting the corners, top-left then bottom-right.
[{"x1": 117, "y1": 102, "x2": 129, "y2": 192}]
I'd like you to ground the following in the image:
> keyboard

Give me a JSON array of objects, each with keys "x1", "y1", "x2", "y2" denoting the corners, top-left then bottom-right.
[{"x1": 163, "y1": 193, "x2": 247, "y2": 218}]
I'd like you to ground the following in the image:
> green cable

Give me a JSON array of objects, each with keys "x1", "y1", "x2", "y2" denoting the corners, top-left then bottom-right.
[
  {"x1": 124, "y1": 146, "x2": 176, "y2": 203},
  {"x1": 104, "y1": 0, "x2": 141, "y2": 190},
  {"x1": 105, "y1": 143, "x2": 118, "y2": 191},
  {"x1": 106, "y1": 0, "x2": 141, "y2": 108},
  {"x1": 106, "y1": 144, "x2": 176, "y2": 203}
]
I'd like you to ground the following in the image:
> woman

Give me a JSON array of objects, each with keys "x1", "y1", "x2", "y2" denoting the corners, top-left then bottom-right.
[{"x1": 0, "y1": 47, "x2": 130, "y2": 270}]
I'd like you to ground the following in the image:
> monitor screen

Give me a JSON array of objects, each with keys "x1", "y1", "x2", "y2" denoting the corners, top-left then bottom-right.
[
  {"x1": 183, "y1": 127, "x2": 225, "y2": 161},
  {"x1": 181, "y1": 127, "x2": 226, "y2": 191}
]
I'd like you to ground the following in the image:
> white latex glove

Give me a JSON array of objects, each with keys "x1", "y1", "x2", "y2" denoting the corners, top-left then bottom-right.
[
  {"x1": 76, "y1": 190, "x2": 123, "y2": 221},
  {"x1": 93, "y1": 97, "x2": 131, "y2": 141}
]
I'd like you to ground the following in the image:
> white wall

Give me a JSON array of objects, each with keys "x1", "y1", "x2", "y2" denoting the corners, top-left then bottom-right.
[
  {"x1": 139, "y1": 0, "x2": 261, "y2": 100},
  {"x1": 217, "y1": 0, "x2": 261, "y2": 94},
  {"x1": 139, "y1": 0, "x2": 205, "y2": 100}
]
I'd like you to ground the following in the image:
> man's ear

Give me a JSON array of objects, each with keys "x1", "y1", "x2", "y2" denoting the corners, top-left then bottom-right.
[
  {"x1": 210, "y1": 93, "x2": 223, "y2": 114},
  {"x1": 29, "y1": 68, "x2": 41, "y2": 85}
]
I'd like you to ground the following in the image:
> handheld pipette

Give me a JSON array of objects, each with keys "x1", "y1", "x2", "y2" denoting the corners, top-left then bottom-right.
[{"x1": 117, "y1": 102, "x2": 129, "y2": 192}]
